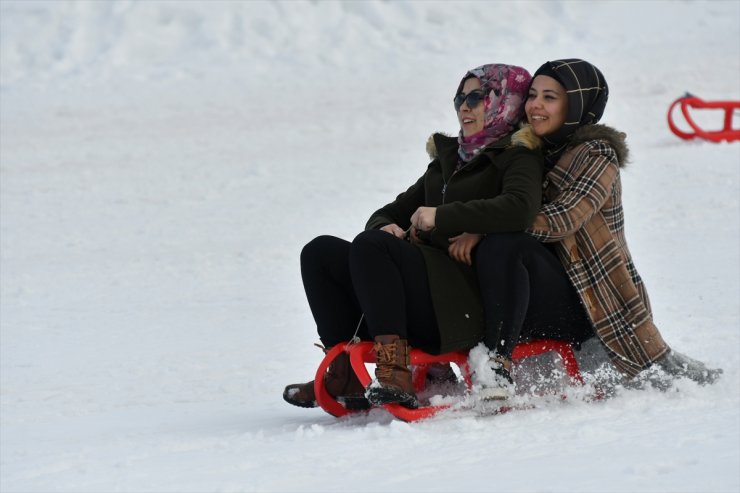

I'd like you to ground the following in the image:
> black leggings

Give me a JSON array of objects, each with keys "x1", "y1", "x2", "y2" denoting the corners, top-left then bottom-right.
[
  {"x1": 475, "y1": 232, "x2": 593, "y2": 358},
  {"x1": 300, "y1": 230, "x2": 441, "y2": 350}
]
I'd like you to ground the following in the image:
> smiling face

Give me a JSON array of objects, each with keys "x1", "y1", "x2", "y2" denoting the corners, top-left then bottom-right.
[
  {"x1": 525, "y1": 75, "x2": 568, "y2": 137},
  {"x1": 457, "y1": 77, "x2": 486, "y2": 137}
]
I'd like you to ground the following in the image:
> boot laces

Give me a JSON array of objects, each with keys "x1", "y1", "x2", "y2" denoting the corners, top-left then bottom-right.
[{"x1": 374, "y1": 341, "x2": 397, "y2": 379}]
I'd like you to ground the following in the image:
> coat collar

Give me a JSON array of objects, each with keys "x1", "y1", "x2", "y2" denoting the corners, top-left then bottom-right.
[
  {"x1": 566, "y1": 124, "x2": 630, "y2": 167},
  {"x1": 426, "y1": 125, "x2": 540, "y2": 161}
]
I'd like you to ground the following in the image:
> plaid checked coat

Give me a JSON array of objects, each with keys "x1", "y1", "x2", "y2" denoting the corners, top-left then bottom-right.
[{"x1": 527, "y1": 124, "x2": 669, "y2": 377}]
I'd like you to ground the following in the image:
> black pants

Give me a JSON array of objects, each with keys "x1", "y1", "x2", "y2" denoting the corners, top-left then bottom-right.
[
  {"x1": 300, "y1": 230, "x2": 441, "y2": 350},
  {"x1": 475, "y1": 232, "x2": 593, "y2": 358}
]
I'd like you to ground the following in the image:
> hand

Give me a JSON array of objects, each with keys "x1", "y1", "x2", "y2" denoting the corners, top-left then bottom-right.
[
  {"x1": 410, "y1": 207, "x2": 437, "y2": 232},
  {"x1": 448, "y1": 233, "x2": 483, "y2": 266},
  {"x1": 408, "y1": 226, "x2": 423, "y2": 244},
  {"x1": 380, "y1": 223, "x2": 406, "y2": 239}
]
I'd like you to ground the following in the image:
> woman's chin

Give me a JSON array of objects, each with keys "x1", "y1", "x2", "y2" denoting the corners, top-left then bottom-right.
[
  {"x1": 528, "y1": 122, "x2": 551, "y2": 138},
  {"x1": 462, "y1": 128, "x2": 485, "y2": 139}
]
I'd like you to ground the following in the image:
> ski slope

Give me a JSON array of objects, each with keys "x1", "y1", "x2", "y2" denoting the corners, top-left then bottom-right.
[{"x1": 1, "y1": 1, "x2": 738, "y2": 492}]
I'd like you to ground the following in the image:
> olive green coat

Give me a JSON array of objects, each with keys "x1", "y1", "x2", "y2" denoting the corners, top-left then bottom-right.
[{"x1": 365, "y1": 129, "x2": 543, "y2": 353}]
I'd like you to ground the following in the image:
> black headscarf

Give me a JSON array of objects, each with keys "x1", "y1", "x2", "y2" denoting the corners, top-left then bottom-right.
[{"x1": 531, "y1": 58, "x2": 609, "y2": 166}]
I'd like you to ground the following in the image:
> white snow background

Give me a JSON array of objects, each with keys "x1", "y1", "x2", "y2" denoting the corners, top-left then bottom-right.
[{"x1": 1, "y1": 1, "x2": 739, "y2": 492}]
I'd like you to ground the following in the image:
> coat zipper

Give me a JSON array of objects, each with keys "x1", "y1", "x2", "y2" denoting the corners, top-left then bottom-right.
[{"x1": 441, "y1": 160, "x2": 473, "y2": 204}]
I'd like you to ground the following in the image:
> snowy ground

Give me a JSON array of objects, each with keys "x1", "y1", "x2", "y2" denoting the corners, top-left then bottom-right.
[{"x1": 1, "y1": 1, "x2": 739, "y2": 492}]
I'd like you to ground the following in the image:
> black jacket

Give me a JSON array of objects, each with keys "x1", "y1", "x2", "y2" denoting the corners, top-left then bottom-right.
[{"x1": 366, "y1": 128, "x2": 543, "y2": 353}]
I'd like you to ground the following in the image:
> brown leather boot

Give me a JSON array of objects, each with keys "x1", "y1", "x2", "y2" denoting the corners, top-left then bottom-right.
[
  {"x1": 365, "y1": 335, "x2": 418, "y2": 409},
  {"x1": 283, "y1": 348, "x2": 370, "y2": 410}
]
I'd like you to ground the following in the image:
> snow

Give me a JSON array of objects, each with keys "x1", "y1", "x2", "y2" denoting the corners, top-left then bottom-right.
[{"x1": 1, "y1": 0, "x2": 738, "y2": 492}]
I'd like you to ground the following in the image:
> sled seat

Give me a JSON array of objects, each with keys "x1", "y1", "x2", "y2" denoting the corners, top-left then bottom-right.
[{"x1": 314, "y1": 339, "x2": 584, "y2": 422}]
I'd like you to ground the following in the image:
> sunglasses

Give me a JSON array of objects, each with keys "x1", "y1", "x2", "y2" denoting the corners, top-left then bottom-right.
[{"x1": 454, "y1": 90, "x2": 486, "y2": 111}]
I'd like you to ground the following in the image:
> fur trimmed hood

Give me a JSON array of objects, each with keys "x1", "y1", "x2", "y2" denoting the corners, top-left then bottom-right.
[
  {"x1": 426, "y1": 125, "x2": 540, "y2": 160},
  {"x1": 567, "y1": 124, "x2": 630, "y2": 167},
  {"x1": 425, "y1": 123, "x2": 629, "y2": 167}
]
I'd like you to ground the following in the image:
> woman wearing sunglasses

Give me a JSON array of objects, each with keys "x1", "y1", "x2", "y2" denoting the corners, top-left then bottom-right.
[
  {"x1": 471, "y1": 59, "x2": 722, "y2": 399},
  {"x1": 283, "y1": 64, "x2": 543, "y2": 410}
]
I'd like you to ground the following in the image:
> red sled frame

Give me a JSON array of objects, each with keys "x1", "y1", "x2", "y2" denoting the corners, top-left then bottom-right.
[
  {"x1": 314, "y1": 339, "x2": 585, "y2": 422},
  {"x1": 667, "y1": 93, "x2": 740, "y2": 143}
]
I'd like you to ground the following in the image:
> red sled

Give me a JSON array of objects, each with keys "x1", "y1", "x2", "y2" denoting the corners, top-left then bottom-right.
[
  {"x1": 314, "y1": 339, "x2": 587, "y2": 422},
  {"x1": 667, "y1": 93, "x2": 740, "y2": 142}
]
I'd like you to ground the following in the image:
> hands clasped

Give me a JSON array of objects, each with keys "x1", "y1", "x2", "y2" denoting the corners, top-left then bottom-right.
[
  {"x1": 380, "y1": 206, "x2": 437, "y2": 241},
  {"x1": 379, "y1": 206, "x2": 483, "y2": 266}
]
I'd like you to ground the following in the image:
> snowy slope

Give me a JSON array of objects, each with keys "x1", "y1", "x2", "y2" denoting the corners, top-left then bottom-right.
[{"x1": 1, "y1": 1, "x2": 738, "y2": 492}]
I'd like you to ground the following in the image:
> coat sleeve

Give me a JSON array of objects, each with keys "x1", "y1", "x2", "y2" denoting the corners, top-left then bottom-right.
[
  {"x1": 527, "y1": 141, "x2": 620, "y2": 242},
  {"x1": 365, "y1": 172, "x2": 427, "y2": 231},
  {"x1": 434, "y1": 148, "x2": 543, "y2": 235}
]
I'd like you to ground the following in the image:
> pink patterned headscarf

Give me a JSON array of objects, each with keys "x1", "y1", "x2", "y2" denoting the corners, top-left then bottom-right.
[{"x1": 456, "y1": 64, "x2": 532, "y2": 163}]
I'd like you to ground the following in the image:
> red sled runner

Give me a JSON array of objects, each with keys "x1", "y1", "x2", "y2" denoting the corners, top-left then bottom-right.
[{"x1": 667, "y1": 93, "x2": 740, "y2": 143}]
